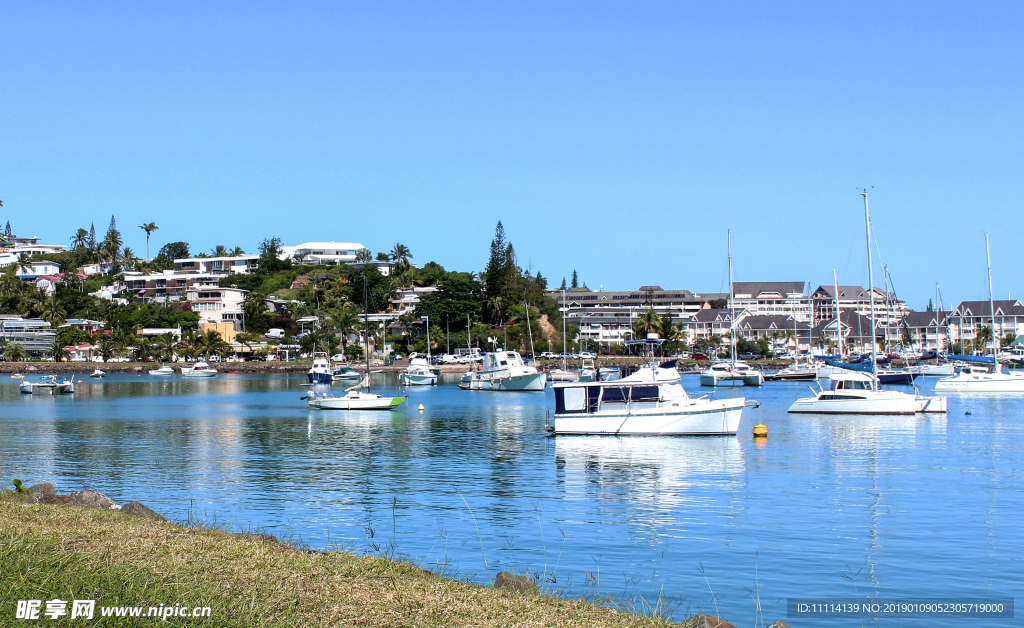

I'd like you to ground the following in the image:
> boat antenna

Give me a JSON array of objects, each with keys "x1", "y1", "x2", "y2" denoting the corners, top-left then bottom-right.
[
  {"x1": 561, "y1": 288, "x2": 567, "y2": 372},
  {"x1": 862, "y1": 189, "x2": 879, "y2": 386},
  {"x1": 986, "y1": 233, "x2": 998, "y2": 360},
  {"x1": 363, "y1": 273, "x2": 370, "y2": 391},
  {"x1": 728, "y1": 229, "x2": 736, "y2": 366}
]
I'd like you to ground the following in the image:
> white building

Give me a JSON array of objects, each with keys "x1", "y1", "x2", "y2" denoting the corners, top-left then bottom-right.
[
  {"x1": 14, "y1": 261, "x2": 60, "y2": 279},
  {"x1": 0, "y1": 316, "x2": 56, "y2": 355},
  {"x1": 729, "y1": 282, "x2": 811, "y2": 321},
  {"x1": 174, "y1": 255, "x2": 259, "y2": 275},
  {"x1": 185, "y1": 286, "x2": 248, "y2": 327},
  {"x1": 279, "y1": 242, "x2": 367, "y2": 265}
]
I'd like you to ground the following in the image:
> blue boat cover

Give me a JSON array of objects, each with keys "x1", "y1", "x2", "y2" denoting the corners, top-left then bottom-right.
[
  {"x1": 823, "y1": 358, "x2": 874, "y2": 373},
  {"x1": 947, "y1": 354, "x2": 996, "y2": 364}
]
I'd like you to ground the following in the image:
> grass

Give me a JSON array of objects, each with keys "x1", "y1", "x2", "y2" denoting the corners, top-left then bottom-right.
[{"x1": 0, "y1": 497, "x2": 681, "y2": 627}]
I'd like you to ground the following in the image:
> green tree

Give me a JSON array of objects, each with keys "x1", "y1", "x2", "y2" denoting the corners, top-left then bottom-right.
[
  {"x1": 138, "y1": 222, "x2": 159, "y2": 261},
  {"x1": 97, "y1": 336, "x2": 119, "y2": 362},
  {"x1": 330, "y1": 305, "x2": 361, "y2": 354},
  {"x1": 4, "y1": 343, "x2": 28, "y2": 362},
  {"x1": 156, "y1": 333, "x2": 178, "y2": 362},
  {"x1": 40, "y1": 298, "x2": 66, "y2": 326},
  {"x1": 70, "y1": 228, "x2": 89, "y2": 249},
  {"x1": 355, "y1": 248, "x2": 372, "y2": 262},
  {"x1": 571, "y1": 270, "x2": 578, "y2": 289},
  {"x1": 197, "y1": 329, "x2": 229, "y2": 359},
  {"x1": 389, "y1": 243, "x2": 412, "y2": 271},
  {"x1": 48, "y1": 338, "x2": 70, "y2": 362}
]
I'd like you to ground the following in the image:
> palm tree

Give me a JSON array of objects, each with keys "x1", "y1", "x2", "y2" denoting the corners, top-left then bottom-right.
[
  {"x1": 389, "y1": 243, "x2": 412, "y2": 272},
  {"x1": 139, "y1": 222, "x2": 159, "y2": 261},
  {"x1": 15, "y1": 252, "x2": 32, "y2": 276},
  {"x1": 331, "y1": 305, "x2": 362, "y2": 354},
  {"x1": 230, "y1": 246, "x2": 244, "y2": 256},
  {"x1": 121, "y1": 247, "x2": 136, "y2": 270},
  {"x1": 3, "y1": 342, "x2": 28, "y2": 362},
  {"x1": 70, "y1": 228, "x2": 89, "y2": 249},
  {"x1": 632, "y1": 308, "x2": 661, "y2": 340},
  {"x1": 197, "y1": 330, "x2": 228, "y2": 360},
  {"x1": 156, "y1": 333, "x2": 178, "y2": 363},
  {"x1": 234, "y1": 332, "x2": 260, "y2": 359},
  {"x1": 97, "y1": 336, "x2": 119, "y2": 363},
  {"x1": 40, "y1": 298, "x2": 66, "y2": 326},
  {"x1": 133, "y1": 337, "x2": 154, "y2": 362},
  {"x1": 48, "y1": 338, "x2": 70, "y2": 362},
  {"x1": 211, "y1": 245, "x2": 229, "y2": 257}
]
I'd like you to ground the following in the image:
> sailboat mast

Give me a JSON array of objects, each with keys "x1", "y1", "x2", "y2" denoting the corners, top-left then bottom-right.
[
  {"x1": 728, "y1": 229, "x2": 736, "y2": 365},
  {"x1": 561, "y1": 288, "x2": 567, "y2": 371},
  {"x1": 833, "y1": 269, "x2": 841, "y2": 359},
  {"x1": 986, "y1": 233, "x2": 997, "y2": 355},
  {"x1": 363, "y1": 274, "x2": 370, "y2": 390},
  {"x1": 862, "y1": 190, "x2": 879, "y2": 383}
]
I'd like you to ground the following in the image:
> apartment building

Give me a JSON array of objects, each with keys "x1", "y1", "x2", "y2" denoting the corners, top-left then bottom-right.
[
  {"x1": 0, "y1": 316, "x2": 56, "y2": 355},
  {"x1": 278, "y1": 242, "x2": 367, "y2": 265},
  {"x1": 811, "y1": 285, "x2": 908, "y2": 326},
  {"x1": 174, "y1": 255, "x2": 259, "y2": 275},
  {"x1": 729, "y1": 282, "x2": 811, "y2": 321},
  {"x1": 185, "y1": 286, "x2": 248, "y2": 327},
  {"x1": 946, "y1": 300, "x2": 1024, "y2": 348}
]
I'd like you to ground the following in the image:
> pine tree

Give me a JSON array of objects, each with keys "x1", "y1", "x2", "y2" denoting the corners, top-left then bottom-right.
[
  {"x1": 106, "y1": 215, "x2": 117, "y2": 240},
  {"x1": 927, "y1": 299, "x2": 934, "y2": 312},
  {"x1": 483, "y1": 222, "x2": 508, "y2": 319},
  {"x1": 560, "y1": 277, "x2": 567, "y2": 290},
  {"x1": 88, "y1": 224, "x2": 96, "y2": 249},
  {"x1": 571, "y1": 270, "x2": 578, "y2": 289},
  {"x1": 4, "y1": 221, "x2": 11, "y2": 238}
]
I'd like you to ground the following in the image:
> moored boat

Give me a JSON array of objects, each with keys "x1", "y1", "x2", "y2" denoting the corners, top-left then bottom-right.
[
  {"x1": 788, "y1": 372, "x2": 945, "y2": 414},
  {"x1": 400, "y1": 358, "x2": 438, "y2": 386},
  {"x1": 307, "y1": 353, "x2": 333, "y2": 384},
  {"x1": 699, "y1": 361, "x2": 764, "y2": 386},
  {"x1": 307, "y1": 387, "x2": 407, "y2": 410},
  {"x1": 90, "y1": 369, "x2": 106, "y2": 378},
  {"x1": 549, "y1": 379, "x2": 748, "y2": 436},
  {"x1": 459, "y1": 351, "x2": 547, "y2": 391},
  {"x1": 181, "y1": 361, "x2": 218, "y2": 377},
  {"x1": 148, "y1": 365, "x2": 174, "y2": 376}
]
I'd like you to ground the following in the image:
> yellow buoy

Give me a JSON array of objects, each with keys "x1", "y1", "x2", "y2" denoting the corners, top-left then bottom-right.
[
  {"x1": 752, "y1": 423, "x2": 768, "y2": 438},
  {"x1": 418, "y1": 404, "x2": 425, "y2": 411}
]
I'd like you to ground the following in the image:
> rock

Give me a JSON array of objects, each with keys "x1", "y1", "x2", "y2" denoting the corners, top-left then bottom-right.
[
  {"x1": 683, "y1": 614, "x2": 737, "y2": 628},
  {"x1": 25, "y1": 483, "x2": 56, "y2": 504},
  {"x1": 38, "y1": 494, "x2": 72, "y2": 505},
  {"x1": 70, "y1": 489, "x2": 117, "y2": 510},
  {"x1": 121, "y1": 501, "x2": 167, "y2": 522},
  {"x1": 230, "y1": 532, "x2": 279, "y2": 543},
  {"x1": 27, "y1": 366, "x2": 38, "y2": 371},
  {"x1": 493, "y1": 572, "x2": 538, "y2": 596}
]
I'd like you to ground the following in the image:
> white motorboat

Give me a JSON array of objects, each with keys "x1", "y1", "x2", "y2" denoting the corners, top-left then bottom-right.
[
  {"x1": 699, "y1": 361, "x2": 764, "y2": 386},
  {"x1": 547, "y1": 368, "x2": 580, "y2": 382},
  {"x1": 578, "y1": 358, "x2": 598, "y2": 382},
  {"x1": 914, "y1": 363, "x2": 955, "y2": 377},
  {"x1": 307, "y1": 388, "x2": 407, "y2": 410},
  {"x1": 19, "y1": 380, "x2": 33, "y2": 394},
  {"x1": 549, "y1": 379, "x2": 748, "y2": 435},
  {"x1": 459, "y1": 351, "x2": 547, "y2": 391},
  {"x1": 933, "y1": 362, "x2": 1024, "y2": 393},
  {"x1": 789, "y1": 372, "x2": 945, "y2": 414},
  {"x1": 307, "y1": 353, "x2": 333, "y2": 384},
  {"x1": 619, "y1": 361, "x2": 681, "y2": 384},
  {"x1": 400, "y1": 358, "x2": 438, "y2": 386},
  {"x1": 332, "y1": 363, "x2": 361, "y2": 381},
  {"x1": 10, "y1": 372, "x2": 24, "y2": 380},
  {"x1": 90, "y1": 369, "x2": 106, "y2": 378},
  {"x1": 181, "y1": 361, "x2": 218, "y2": 377},
  {"x1": 148, "y1": 365, "x2": 175, "y2": 376}
]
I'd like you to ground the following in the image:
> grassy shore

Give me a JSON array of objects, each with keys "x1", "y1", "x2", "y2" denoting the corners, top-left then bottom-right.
[{"x1": 0, "y1": 497, "x2": 681, "y2": 627}]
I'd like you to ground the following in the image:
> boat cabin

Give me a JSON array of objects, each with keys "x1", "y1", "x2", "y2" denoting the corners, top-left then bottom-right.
[
  {"x1": 827, "y1": 373, "x2": 877, "y2": 392},
  {"x1": 553, "y1": 381, "x2": 683, "y2": 415},
  {"x1": 482, "y1": 351, "x2": 526, "y2": 371}
]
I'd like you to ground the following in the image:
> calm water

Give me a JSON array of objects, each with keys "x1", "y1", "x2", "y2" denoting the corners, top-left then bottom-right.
[{"x1": 1, "y1": 372, "x2": 1020, "y2": 626}]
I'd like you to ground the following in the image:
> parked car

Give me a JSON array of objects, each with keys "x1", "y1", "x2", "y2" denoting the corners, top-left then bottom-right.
[
  {"x1": 739, "y1": 352, "x2": 758, "y2": 360},
  {"x1": 330, "y1": 354, "x2": 346, "y2": 362},
  {"x1": 265, "y1": 328, "x2": 285, "y2": 340},
  {"x1": 691, "y1": 353, "x2": 710, "y2": 360},
  {"x1": 579, "y1": 351, "x2": 596, "y2": 359}
]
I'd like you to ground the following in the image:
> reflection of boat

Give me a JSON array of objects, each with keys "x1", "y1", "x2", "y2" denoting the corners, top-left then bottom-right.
[
  {"x1": 90, "y1": 369, "x2": 106, "y2": 378},
  {"x1": 148, "y1": 365, "x2": 174, "y2": 375},
  {"x1": 550, "y1": 377, "x2": 747, "y2": 435},
  {"x1": 699, "y1": 361, "x2": 764, "y2": 386},
  {"x1": 307, "y1": 353, "x2": 333, "y2": 384},
  {"x1": 21, "y1": 375, "x2": 75, "y2": 395},
  {"x1": 459, "y1": 351, "x2": 547, "y2": 391},
  {"x1": 400, "y1": 358, "x2": 438, "y2": 386},
  {"x1": 181, "y1": 361, "x2": 218, "y2": 377},
  {"x1": 307, "y1": 388, "x2": 407, "y2": 410},
  {"x1": 788, "y1": 372, "x2": 945, "y2": 414}
]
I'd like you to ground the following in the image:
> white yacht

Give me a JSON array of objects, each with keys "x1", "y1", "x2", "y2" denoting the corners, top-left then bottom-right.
[
  {"x1": 788, "y1": 372, "x2": 946, "y2": 414},
  {"x1": 619, "y1": 361, "x2": 681, "y2": 384},
  {"x1": 933, "y1": 362, "x2": 1024, "y2": 393},
  {"x1": 459, "y1": 351, "x2": 547, "y2": 391},
  {"x1": 699, "y1": 361, "x2": 764, "y2": 387},
  {"x1": 400, "y1": 357, "x2": 438, "y2": 386},
  {"x1": 148, "y1": 365, "x2": 174, "y2": 376},
  {"x1": 787, "y1": 191, "x2": 946, "y2": 416},
  {"x1": 181, "y1": 361, "x2": 218, "y2": 377},
  {"x1": 89, "y1": 369, "x2": 106, "y2": 378},
  {"x1": 307, "y1": 387, "x2": 407, "y2": 410},
  {"x1": 549, "y1": 379, "x2": 747, "y2": 435}
]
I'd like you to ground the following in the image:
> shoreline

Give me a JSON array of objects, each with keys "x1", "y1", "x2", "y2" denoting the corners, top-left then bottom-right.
[{"x1": 0, "y1": 487, "x2": 769, "y2": 627}]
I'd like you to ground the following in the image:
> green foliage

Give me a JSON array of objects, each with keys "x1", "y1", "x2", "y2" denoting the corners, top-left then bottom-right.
[
  {"x1": 709, "y1": 298, "x2": 728, "y2": 309},
  {"x1": 12, "y1": 479, "x2": 26, "y2": 494},
  {"x1": 345, "y1": 344, "x2": 364, "y2": 360},
  {"x1": 414, "y1": 272, "x2": 483, "y2": 331}
]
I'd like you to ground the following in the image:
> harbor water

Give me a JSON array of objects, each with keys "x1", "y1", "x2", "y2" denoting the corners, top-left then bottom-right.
[{"x1": 1, "y1": 372, "x2": 1020, "y2": 626}]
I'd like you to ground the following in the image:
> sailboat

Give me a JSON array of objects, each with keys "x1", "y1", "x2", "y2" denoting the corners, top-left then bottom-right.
[
  {"x1": 400, "y1": 316, "x2": 439, "y2": 385},
  {"x1": 789, "y1": 190, "x2": 946, "y2": 414},
  {"x1": 700, "y1": 230, "x2": 764, "y2": 387},
  {"x1": 933, "y1": 235, "x2": 1024, "y2": 393},
  {"x1": 308, "y1": 276, "x2": 408, "y2": 409}
]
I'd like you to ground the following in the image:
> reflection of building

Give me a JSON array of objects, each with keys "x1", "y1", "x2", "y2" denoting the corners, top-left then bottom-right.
[{"x1": 0, "y1": 316, "x2": 56, "y2": 355}]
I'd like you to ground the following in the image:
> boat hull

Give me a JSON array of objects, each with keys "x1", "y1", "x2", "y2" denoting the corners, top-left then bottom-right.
[
  {"x1": 309, "y1": 396, "x2": 407, "y2": 410},
  {"x1": 461, "y1": 372, "x2": 547, "y2": 391},
  {"x1": 764, "y1": 371, "x2": 817, "y2": 382},
  {"x1": 933, "y1": 375, "x2": 1024, "y2": 393},
  {"x1": 400, "y1": 373, "x2": 437, "y2": 386},
  {"x1": 877, "y1": 371, "x2": 918, "y2": 385},
  {"x1": 182, "y1": 370, "x2": 217, "y2": 377},
  {"x1": 915, "y1": 364, "x2": 955, "y2": 376},
  {"x1": 553, "y1": 398, "x2": 744, "y2": 436},
  {"x1": 700, "y1": 372, "x2": 763, "y2": 387},
  {"x1": 307, "y1": 372, "x2": 333, "y2": 384},
  {"x1": 788, "y1": 395, "x2": 919, "y2": 414}
]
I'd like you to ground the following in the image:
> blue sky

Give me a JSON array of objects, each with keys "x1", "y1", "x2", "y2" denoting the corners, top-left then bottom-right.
[{"x1": 2, "y1": 2, "x2": 1021, "y2": 308}]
